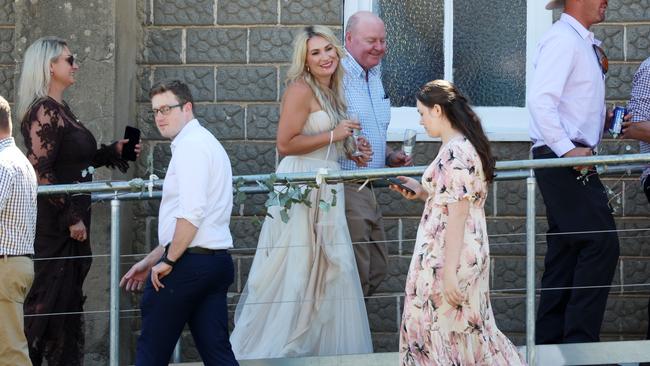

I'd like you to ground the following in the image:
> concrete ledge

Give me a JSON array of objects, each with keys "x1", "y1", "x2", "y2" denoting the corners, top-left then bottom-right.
[
  {"x1": 171, "y1": 340, "x2": 650, "y2": 365},
  {"x1": 531, "y1": 340, "x2": 650, "y2": 365},
  {"x1": 172, "y1": 352, "x2": 399, "y2": 366}
]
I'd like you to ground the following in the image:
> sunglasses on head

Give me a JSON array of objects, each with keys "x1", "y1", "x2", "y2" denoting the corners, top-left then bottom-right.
[
  {"x1": 64, "y1": 54, "x2": 75, "y2": 66},
  {"x1": 592, "y1": 45, "x2": 608, "y2": 75}
]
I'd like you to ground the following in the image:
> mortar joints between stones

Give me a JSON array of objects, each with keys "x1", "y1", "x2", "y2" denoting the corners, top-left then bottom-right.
[
  {"x1": 181, "y1": 29, "x2": 186, "y2": 64},
  {"x1": 213, "y1": 0, "x2": 218, "y2": 26}
]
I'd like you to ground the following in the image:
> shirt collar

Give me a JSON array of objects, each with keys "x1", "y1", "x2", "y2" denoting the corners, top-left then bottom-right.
[
  {"x1": 560, "y1": 13, "x2": 596, "y2": 44},
  {"x1": 343, "y1": 51, "x2": 381, "y2": 79},
  {"x1": 171, "y1": 119, "x2": 199, "y2": 149},
  {"x1": 0, "y1": 136, "x2": 14, "y2": 152}
]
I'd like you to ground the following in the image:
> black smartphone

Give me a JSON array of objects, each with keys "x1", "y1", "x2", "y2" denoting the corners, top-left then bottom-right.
[
  {"x1": 122, "y1": 126, "x2": 141, "y2": 161},
  {"x1": 385, "y1": 177, "x2": 416, "y2": 195}
]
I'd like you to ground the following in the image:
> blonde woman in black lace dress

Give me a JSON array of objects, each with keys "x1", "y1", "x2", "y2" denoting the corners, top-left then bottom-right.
[{"x1": 17, "y1": 36, "x2": 140, "y2": 366}]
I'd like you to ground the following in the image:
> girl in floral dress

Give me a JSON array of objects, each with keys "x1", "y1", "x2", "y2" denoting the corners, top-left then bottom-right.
[{"x1": 390, "y1": 80, "x2": 526, "y2": 366}]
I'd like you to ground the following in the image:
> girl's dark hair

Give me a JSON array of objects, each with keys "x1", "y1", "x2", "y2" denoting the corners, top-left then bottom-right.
[{"x1": 416, "y1": 80, "x2": 495, "y2": 182}]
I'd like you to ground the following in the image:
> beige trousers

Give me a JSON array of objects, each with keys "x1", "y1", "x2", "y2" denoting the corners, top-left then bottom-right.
[
  {"x1": 0, "y1": 256, "x2": 34, "y2": 366},
  {"x1": 344, "y1": 184, "x2": 388, "y2": 297}
]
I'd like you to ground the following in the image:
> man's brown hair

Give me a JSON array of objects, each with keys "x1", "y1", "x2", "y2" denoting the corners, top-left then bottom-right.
[{"x1": 149, "y1": 79, "x2": 194, "y2": 106}]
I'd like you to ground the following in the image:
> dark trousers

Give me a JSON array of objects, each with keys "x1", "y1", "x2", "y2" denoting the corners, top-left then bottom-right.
[
  {"x1": 533, "y1": 150, "x2": 620, "y2": 344},
  {"x1": 344, "y1": 184, "x2": 388, "y2": 297},
  {"x1": 135, "y1": 251, "x2": 238, "y2": 366}
]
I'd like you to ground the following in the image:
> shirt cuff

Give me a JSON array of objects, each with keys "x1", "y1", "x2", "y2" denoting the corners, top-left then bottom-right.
[
  {"x1": 175, "y1": 214, "x2": 202, "y2": 229},
  {"x1": 548, "y1": 138, "x2": 575, "y2": 157}
]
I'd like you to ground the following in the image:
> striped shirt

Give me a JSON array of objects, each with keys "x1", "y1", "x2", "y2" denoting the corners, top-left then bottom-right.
[
  {"x1": 628, "y1": 57, "x2": 650, "y2": 181},
  {"x1": 339, "y1": 52, "x2": 392, "y2": 170},
  {"x1": 0, "y1": 137, "x2": 37, "y2": 255}
]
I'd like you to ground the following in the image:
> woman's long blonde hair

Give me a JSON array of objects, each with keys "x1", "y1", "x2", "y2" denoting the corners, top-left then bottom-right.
[
  {"x1": 286, "y1": 25, "x2": 353, "y2": 153},
  {"x1": 17, "y1": 36, "x2": 68, "y2": 121}
]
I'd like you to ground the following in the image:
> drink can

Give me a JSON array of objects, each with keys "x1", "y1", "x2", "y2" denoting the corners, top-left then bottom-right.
[{"x1": 609, "y1": 106, "x2": 627, "y2": 136}]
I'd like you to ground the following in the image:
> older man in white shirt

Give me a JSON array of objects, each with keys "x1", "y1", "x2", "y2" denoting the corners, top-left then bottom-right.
[
  {"x1": 120, "y1": 80, "x2": 238, "y2": 365},
  {"x1": 528, "y1": 0, "x2": 619, "y2": 345}
]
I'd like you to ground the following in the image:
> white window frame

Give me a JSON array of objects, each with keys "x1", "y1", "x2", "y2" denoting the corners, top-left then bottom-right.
[{"x1": 344, "y1": 0, "x2": 553, "y2": 142}]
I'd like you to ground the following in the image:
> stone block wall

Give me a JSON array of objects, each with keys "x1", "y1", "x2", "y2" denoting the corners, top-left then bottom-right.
[
  {"x1": 124, "y1": 0, "x2": 650, "y2": 360},
  {"x1": 6, "y1": 0, "x2": 134, "y2": 364},
  {"x1": 2, "y1": 0, "x2": 649, "y2": 364},
  {"x1": 126, "y1": 0, "x2": 650, "y2": 363},
  {"x1": 0, "y1": 0, "x2": 13, "y2": 107},
  {"x1": 130, "y1": 0, "x2": 345, "y2": 361}
]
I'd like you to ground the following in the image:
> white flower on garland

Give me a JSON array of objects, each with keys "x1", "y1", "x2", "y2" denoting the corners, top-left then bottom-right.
[{"x1": 81, "y1": 166, "x2": 95, "y2": 178}]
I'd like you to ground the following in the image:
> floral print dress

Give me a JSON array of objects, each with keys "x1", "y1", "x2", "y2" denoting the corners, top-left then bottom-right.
[{"x1": 399, "y1": 136, "x2": 525, "y2": 366}]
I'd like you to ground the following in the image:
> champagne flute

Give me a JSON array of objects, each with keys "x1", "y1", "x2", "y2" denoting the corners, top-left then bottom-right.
[
  {"x1": 349, "y1": 113, "x2": 364, "y2": 157},
  {"x1": 403, "y1": 128, "x2": 417, "y2": 159}
]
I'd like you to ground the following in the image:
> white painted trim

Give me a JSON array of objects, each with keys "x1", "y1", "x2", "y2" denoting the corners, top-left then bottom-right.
[
  {"x1": 443, "y1": 0, "x2": 454, "y2": 81},
  {"x1": 386, "y1": 106, "x2": 530, "y2": 142},
  {"x1": 343, "y1": 0, "x2": 374, "y2": 32}
]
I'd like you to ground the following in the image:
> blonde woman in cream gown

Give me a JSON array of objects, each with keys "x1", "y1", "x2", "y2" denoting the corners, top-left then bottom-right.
[{"x1": 230, "y1": 25, "x2": 373, "y2": 359}]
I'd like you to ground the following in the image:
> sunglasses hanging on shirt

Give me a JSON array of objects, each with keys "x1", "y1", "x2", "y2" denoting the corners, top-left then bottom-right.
[{"x1": 592, "y1": 45, "x2": 608, "y2": 75}]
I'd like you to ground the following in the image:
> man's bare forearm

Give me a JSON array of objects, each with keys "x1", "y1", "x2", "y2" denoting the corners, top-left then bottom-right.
[
  {"x1": 165, "y1": 218, "x2": 199, "y2": 262},
  {"x1": 143, "y1": 245, "x2": 165, "y2": 268}
]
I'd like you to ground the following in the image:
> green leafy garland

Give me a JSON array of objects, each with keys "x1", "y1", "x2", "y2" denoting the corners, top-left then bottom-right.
[{"x1": 234, "y1": 174, "x2": 338, "y2": 224}]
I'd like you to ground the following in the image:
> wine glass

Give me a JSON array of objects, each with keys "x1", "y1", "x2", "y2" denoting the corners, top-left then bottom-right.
[
  {"x1": 403, "y1": 128, "x2": 417, "y2": 159},
  {"x1": 349, "y1": 113, "x2": 364, "y2": 157}
]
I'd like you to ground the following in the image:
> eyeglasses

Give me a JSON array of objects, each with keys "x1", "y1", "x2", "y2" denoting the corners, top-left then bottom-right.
[
  {"x1": 64, "y1": 54, "x2": 75, "y2": 67},
  {"x1": 592, "y1": 44, "x2": 608, "y2": 75},
  {"x1": 150, "y1": 104, "x2": 183, "y2": 117}
]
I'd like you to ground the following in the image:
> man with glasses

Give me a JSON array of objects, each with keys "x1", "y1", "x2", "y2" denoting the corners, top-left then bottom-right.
[
  {"x1": 0, "y1": 95, "x2": 37, "y2": 366},
  {"x1": 528, "y1": 0, "x2": 619, "y2": 345},
  {"x1": 120, "y1": 80, "x2": 238, "y2": 365}
]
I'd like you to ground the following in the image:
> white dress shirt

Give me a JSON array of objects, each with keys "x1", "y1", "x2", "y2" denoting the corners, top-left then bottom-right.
[
  {"x1": 528, "y1": 13, "x2": 606, "y2": 157},
  {"x1": 158, "y1": 119, "x2": 233, "y2": 250}
]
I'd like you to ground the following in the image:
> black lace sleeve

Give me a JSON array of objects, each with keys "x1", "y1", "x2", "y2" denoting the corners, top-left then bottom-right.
[
  {"x1": 92, "y1": 142, "x2": 129, "y2": 173},
  {"x1": 21, "y1": 99, "x2": 84, "y2": 227}
]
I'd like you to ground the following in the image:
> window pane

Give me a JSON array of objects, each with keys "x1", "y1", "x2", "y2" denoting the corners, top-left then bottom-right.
[
  {"x1": 377, "y1": 0, "x2": 444, "y2": 107},
  {"x1": 453, "y1": 0, "x2": 527, "y2": 107}
]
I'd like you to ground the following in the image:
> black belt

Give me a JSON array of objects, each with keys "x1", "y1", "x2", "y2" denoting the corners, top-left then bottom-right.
[
  {"x1": 532, "y1": 142, "x2": 591, "y2": 157},
  {"x1": 2, "y1": 254, "x2": 33, "y2": 259},
  {"x1": 164, "y1": 245, "x2": 227, "y2": 256},
  {"x1": 185, "y1": 247, "x2": 228, "y2": 255}
]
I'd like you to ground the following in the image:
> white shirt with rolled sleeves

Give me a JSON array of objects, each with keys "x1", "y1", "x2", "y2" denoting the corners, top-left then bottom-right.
[
  {"x1": 528, "y1": 13, "x2": 606, "y2": 157},
  {"x1": 157, "y1": 119, "x2": 233, "y2": 250}
]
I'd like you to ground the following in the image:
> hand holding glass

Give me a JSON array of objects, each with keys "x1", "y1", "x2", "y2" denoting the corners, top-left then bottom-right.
[
  {"x1": 349, "y1": 113, "x2": 364, "y2": 157},
  {"x1": 403, "y1": 129, "x2": 417, "y2": 159}
]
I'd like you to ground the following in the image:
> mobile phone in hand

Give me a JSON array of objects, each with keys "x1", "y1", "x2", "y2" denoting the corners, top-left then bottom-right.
[
  {"x1": 386, "y1": 177, "x2": 416, "y2": 195},
  {"x1": 122, "y1": 126, "x2": 141, "y2": 161}
]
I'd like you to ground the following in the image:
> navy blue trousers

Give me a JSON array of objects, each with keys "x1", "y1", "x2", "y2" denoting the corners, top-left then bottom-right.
[
  {"x1": 534, "y1": 150, "x2": 620, "y2": 344},
  {"x1": 135, "y1": 251, "x2": 238, "y2": 366}
]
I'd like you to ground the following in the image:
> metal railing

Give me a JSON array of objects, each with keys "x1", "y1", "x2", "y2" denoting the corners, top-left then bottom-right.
[{"x1": 34, "y1": 152, "x2": 650, "y2": 366}]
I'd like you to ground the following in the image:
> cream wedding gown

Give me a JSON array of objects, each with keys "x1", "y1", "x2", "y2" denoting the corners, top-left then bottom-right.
[{"x1": 230, "y1": 110, "x2": 373, "y2": 359}]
